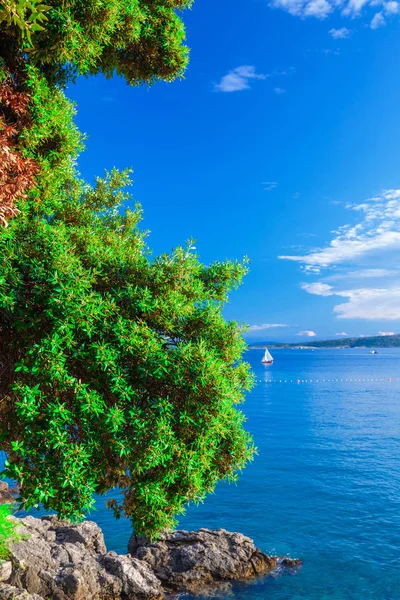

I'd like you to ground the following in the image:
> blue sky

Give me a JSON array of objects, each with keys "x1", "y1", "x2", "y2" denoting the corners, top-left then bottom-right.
[{"x1": 67, "y1": 0, "x2": 400, "y2": 342}]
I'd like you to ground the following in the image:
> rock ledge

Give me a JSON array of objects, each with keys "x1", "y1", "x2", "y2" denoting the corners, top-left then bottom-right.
[{"x1": 0, "y1": 515, "x2": 301, "y2": 599}]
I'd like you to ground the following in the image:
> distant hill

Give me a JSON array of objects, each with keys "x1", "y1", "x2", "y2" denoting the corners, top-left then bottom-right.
[{"x1": 249, "y1": 334, "x2": 400, "y2": 349}]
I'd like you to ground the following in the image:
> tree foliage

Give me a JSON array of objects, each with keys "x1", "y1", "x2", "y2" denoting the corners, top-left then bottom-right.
[
  {"x1": 0, "y1": 73, "x2": 41, "y2": 226},
  {"x1": 1, "y1": 0, "x2": 193, "y2": 86},
  {"x1": 0, "y1": 0, "x2": 50, "y2": 43},
  {"x1": 0, "y1": 0, "x2": 256, "y2": 538},
  {"x1": 0, "y1": 156, "x2": 254, "y2": 536},
  {"x1": 1, "y1": 0, "x2": 193, "y2": 222}
]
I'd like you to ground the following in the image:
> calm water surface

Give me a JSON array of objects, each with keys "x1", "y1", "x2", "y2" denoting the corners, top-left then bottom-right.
[{"x1": 26, "y1": 349, "x2": 400, "y2": 598}]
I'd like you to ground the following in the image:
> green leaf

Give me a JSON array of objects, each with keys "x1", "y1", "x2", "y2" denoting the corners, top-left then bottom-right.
[{"x1": 30, "y1": 22, "x2": 45, "y2": 31}]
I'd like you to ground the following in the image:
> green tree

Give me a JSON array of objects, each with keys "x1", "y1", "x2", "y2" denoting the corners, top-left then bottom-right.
[
  {"x1": 0, "y1": 0, "x2": 50, "y2": 44},
  {"x1": 0, "y1": 1, "x2": 256, "y2": 538},
  {"x1": 0, "y1": 163, "x2": 254, "y2": 537},
  {"x1": 1, "y1": 0, "x2": 193, "y2": 86}
]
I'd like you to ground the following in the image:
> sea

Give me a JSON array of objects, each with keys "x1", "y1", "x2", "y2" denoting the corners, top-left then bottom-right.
[{"x1": 14, "y1": 349, "x2": 400, "y2": 599}]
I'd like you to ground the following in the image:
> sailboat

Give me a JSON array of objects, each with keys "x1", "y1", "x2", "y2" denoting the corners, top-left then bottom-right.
[{"x1": 261, "y1": 348, "x2": 274, "y2": 365}]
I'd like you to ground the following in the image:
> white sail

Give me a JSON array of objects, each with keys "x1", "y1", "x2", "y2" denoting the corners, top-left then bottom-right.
[{"x1": 262, "y1": 348, "x2": 273, "y2": 363}]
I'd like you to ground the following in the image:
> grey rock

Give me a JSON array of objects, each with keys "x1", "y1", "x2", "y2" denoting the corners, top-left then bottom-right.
[
  {"x1": 0, "y1": 562, "x2": 12, "y2": 582},
  {"x1": 0, "y1": 584, "x2": 44, "y2": 599},
  {"x1": 0, "y1": 483, "x2": 22, "y2": 505},
  {"x1": 0, "y1": 492, "x2": 15, "y2": 506},
  {"x1": 8, "y1": 516, "x2": 162, "y2": 599},
  {"x1": 102, "y1": 552, "x2": 163, "y2": 598},
  {"x1": 8, "y1": 484, "x2": 21, "y2": 497},
  {"x1": 280, "y1": 557, "x2": 302, "y2": 568},
  {"x1": 5, "y1": 516, "x2": 301, "y2": 599},
  {"x1": 128, "y1": 528, "x2": 290, "y2": 593}
]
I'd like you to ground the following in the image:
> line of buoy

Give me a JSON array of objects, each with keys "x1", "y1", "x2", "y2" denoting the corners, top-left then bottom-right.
[{"x1": 260, "y1": 377, "x2": 397, "y2": 384}]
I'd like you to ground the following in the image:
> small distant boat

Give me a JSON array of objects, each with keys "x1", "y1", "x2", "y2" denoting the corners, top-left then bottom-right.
[
  {"x1": 370, "y1": 350, "x2": 379, "y2": 354},
  {"x1": 261, "y1": 348, "x2": 274, "y2": 365}
]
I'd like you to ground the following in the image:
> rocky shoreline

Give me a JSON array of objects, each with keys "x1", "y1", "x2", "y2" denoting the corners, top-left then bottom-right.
[{"x1": 0, "y1": 510, "x2": 301, "y2": 600}]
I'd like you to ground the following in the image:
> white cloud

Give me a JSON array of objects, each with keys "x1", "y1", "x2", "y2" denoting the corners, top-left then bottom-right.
[
  {"x1": 379, "y1": 331, "x2": 395, "y2": 336},
  {"x1": 263, "y1": 181, "x2": 279, "y2": 191},
  {"x1": 297, "y1": 330, "x2": 317, "y2": 336},
  {"x1": 344, "y1": 268, "x2": 396, "y2": 279},
  {"x1": 336, "y1": 332, "x2": 348, "y2": 336},
  {"x1": 282, "y1": 189, "x2": 400, "y2": 321},
  {"x1": 305, "y1": 0, "x2": 333, "y2": 16},
  {"x1": 370, "y1": 11, "x2": 386, "y2": 28},
  {"x1": 279, "y1": 189, "x2": 400, "y2": 273},
  {"x1": 214, "y1": 65, "x2": 293, "y2": 93},
  {"x1": 334, "y1": 288, "x2": 400, "y2": 320},
  {"x1": 342, "y1": 0, "x2": 370, "y2": 16},
  {"x1": 271, "y1": 0, "x2": 332, "y2": 17},
  {"x1": 247, "y1": 323, "x2": 289, "y2": 331},
  {"x1": 304, "y1": 285, "x2": 400, "y2": 320},
  {"x1": 323, "y1": 268, "x2": 398, "y2": 282},
  {"x1": 329, "y1": 27, "x2": 352, "y2": 38},
  {"x1": 385, "y1": 1, "x2": 400, "y2": 13},
  {"x1": 301, "y1": 282, "x2": 334, "y2": 296},
  {"x1": 270, "y1": 0, "x2": 398, "y2": 23},
  {"x1": 214, "y1": 66, "x2": 268, "y2": 93}
]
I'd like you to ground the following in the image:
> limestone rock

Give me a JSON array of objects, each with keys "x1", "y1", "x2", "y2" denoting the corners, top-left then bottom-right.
[
  {"x1": 128, "y1": 528, "x2": 291, "y2": 593},
  {"x1": 3, "y1": 515, "x2": 301, "y2": 599},
  {"x1": 0, "y1": 584, "x2": 44, "y2": 599},
  {"x1": 8, "y1": 484, "x2": 21, "y2": 497},
  {"x1": 0, "y1": 562, "x2": 12, "y2": 582},
  {"x1": 280, "y1": 557, "x2": 302, "y2": 568},
  {"x1": 8, "y1": 516, "x2": 163, "y2": 600},
  {"x1": 102, "y1": 552, "x2": 163, "y2": 597},
  {"x1": 0, "y1": 482, "x2": 19, "y2": 505}
]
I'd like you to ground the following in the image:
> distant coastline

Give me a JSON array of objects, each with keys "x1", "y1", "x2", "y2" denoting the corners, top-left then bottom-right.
[{"x1": 248, "y1": 334, "x2": 400, "y2": 350}]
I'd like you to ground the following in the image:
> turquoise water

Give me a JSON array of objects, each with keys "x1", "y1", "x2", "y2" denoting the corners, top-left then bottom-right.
[{"x1": 19, "y1": 349, "x2": 400, "y2": 598}]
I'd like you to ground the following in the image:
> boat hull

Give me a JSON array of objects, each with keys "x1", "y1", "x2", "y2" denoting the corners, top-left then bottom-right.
[{"x1": 262, "y1": 360, "x2": 273, "y2": 365}]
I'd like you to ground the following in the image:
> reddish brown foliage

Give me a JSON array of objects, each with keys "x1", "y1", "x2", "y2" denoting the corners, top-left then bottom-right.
[{"x1": 0, "y1": 81, "x2": 39, "y2": 227}]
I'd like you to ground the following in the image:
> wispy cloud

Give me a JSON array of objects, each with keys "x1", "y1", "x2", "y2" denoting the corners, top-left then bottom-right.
[
  {"x1": 301, "y1": 282, "x2": 333, "y2": 296},
  {"x1": 262, "y1": 181, "x2": 279, "y2": 191},
  {"x1": 214, "y1": 66, "x2": 268, "y2": 93},
  {"x1": 379, "y1": 331, "x2": 395, "y2": 336},
  {"x1": 385, "y1": 1, "x2": 400, "y2": 13},
  {"x1": 329, "y1": 27, "x2": 352, "y2": 38},
  {"x1": 332, "y1": 288, "x2": 400, "y2": 320},
  {"x1": 297, "y1": 330, "x2": 317, "y2": 337},
  {"x1": 247, "y1": 323, "x2": 290, "y2": 332},
  {"x1": 270, "y1": 0, "x2": 400, "y2": 26},
  {"x1": 279, "y1": 189, "x2": 400, "y2": 273},
  {"x1": 339, "y1": 268, "x2": 396, "y2": 279},
  {"x1": 370, "y1": 11, "x2": 386, "y2": 28},
  {"x1": 282, "y1": 189, "x2": 400, "y2": 320},
  {"x1": 336, "y1": 332, "x2": 348, "y2": 336},
  {"x1": 322, "y1": 48, "x2": 340, "y2": 55},
  {"x1": 214, "y1": 65, "x2": 293, "y2": 93},
  {"x1": 270, "y1": 0, "x2": 331, "y2": 18},
  {"x1": 304, "y1": 285, "x2": 400, "y2": 320}
]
